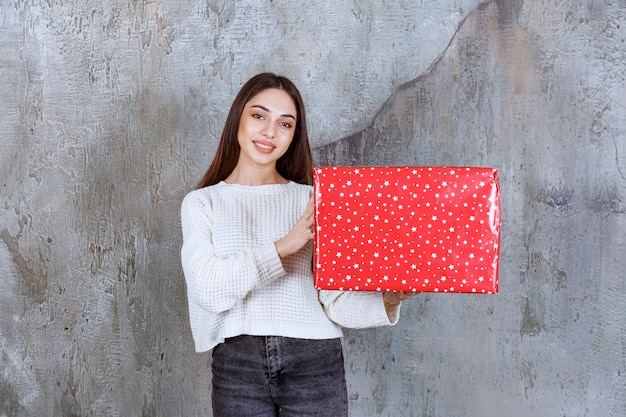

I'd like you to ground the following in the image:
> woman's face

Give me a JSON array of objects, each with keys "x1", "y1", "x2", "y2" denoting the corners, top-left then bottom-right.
[{"x1": 236, "y1": 88, "x2": 297, "y2": 170}]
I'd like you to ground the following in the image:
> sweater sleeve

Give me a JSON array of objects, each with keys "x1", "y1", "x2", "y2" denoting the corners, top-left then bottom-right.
[
  {"x1": 318, "y1": 290, "x2": 401, "y2": 328},
  {"x1": 180, "y1": 191, "x2": 285, "y2": 313}
]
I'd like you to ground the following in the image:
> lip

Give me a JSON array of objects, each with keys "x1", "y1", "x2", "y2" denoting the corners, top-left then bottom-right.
[{"x1": 253, "y1": 140, "x2": 276, "y2": 153}]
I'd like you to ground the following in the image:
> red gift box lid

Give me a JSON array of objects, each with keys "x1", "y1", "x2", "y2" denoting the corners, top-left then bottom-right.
[{"x1": 313, "y1": 166, "x2": 501, "y2": 293}]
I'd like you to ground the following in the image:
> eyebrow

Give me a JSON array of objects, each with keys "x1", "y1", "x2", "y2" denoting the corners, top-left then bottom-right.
[{"x1": 250, "y1": 104, "x2": 296, "y2": 121}]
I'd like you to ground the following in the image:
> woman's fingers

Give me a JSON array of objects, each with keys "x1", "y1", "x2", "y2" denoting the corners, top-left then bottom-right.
[
  {"x1": 383, "y1": 291, "x2": 418, "y2": 306},
  {"x1": 275, "y1": 197, "x2": 316, "y2": 259}
]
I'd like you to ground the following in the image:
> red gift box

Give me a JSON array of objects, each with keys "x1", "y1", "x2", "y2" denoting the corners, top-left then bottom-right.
[{"x1": 313, "y1": 166, "x2": 501, "y2": 293}]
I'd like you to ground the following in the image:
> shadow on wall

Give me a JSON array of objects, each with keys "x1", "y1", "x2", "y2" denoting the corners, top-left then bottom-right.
[
  {"x1": 312, "y1": 0, "x2": 625, "y2": 220},
  {"x1": 313, "y1": 0, "x2": 526, "y2": 167}
]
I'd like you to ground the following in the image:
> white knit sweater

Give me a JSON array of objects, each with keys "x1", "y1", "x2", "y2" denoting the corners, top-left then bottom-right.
[{"x1": 180, "y1": 181, "x2": 399, "y2": 352}]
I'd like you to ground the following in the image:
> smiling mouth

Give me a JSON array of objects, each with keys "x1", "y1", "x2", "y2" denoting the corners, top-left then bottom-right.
[{"x1": 254, "y1": 141, "x2": 275, "y2": 151}]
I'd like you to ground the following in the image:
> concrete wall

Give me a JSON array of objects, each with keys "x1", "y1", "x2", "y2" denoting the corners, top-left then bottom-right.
[{"x1": 1, "y1": 0, "x2": 624, "y2": 416}]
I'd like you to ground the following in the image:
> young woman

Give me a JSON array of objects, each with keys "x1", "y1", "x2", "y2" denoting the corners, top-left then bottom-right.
[{"x1": 180, "y1": 73, "x2": 415, "y2": 417}]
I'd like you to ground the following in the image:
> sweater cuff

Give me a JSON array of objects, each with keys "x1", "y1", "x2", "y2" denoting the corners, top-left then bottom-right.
[
  {"x1": 256, "y1": 241, "x2": 285, "y2": 283},
  {"x1": 382, "y1": 295, "x2": 401, "y2": 325}
]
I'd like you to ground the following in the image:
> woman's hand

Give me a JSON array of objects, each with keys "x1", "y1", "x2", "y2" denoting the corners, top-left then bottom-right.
[
  {"x1": 383, "y1": 291, "x2": 418, "y2": 307},
  {"x1": 275, "y1": 196, "x2": 315, "y2": 259}
]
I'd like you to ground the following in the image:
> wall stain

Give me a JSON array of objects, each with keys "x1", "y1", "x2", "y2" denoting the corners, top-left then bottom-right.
[
  {"x1": 0, "y1": 371, "x2": 25, "y2": 416},
  {"x1": 490, "y1": 0, "x2": 523, "y2": 27},
  {"x1": 520, "y1": 298, "x2": 544, "y2": 337},
  {"x1": 587, "y1": 185, "x2": 624, "y2": 214},
  {"x1": 552, "y1": 265, "x2": 567, "y2": 291},
  {"x1": 536, "y1": 183, "x2": 574, "y2": 210},
  {"x1": 88, "y1": 243, "x2": 113, "y2": 275},
  {"x1": 149, "y1": 158, "x2": 163, "y2": 205},
  {"x1": 143, "y1": 0, "x2": 172, "y2": 55},
  {"x1": 526, "y1": 250, "x2": 568, "y2": 292},
  {"x1": 519, "y1": 359, "x2": 537, "y2": 400},
  {"x1": 0, "y1": 228, "x2": 48, "y2": 304},
  {"x1": 590, "y1": 105, "x2": 625, "y2": 181}
]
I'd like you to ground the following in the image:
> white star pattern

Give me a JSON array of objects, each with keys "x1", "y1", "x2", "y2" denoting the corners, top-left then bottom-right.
[{"x1": 313, "y1": 166, "x2": 500, "y2": 293}]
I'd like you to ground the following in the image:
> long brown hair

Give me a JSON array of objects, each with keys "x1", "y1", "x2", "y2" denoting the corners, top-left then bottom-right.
[{"x1": 196, "y1": 73, "x2": 313, "y2": 188}]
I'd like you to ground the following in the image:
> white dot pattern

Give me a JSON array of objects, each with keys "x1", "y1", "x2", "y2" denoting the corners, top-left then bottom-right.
[{"x1": 313, "y1": 166, "x2": 501, "y2": 294}]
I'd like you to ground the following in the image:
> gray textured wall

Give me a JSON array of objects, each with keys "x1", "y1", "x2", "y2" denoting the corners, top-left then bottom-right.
[{"x1": 1, "y1": 0, "x2": 624, "y2": 416}]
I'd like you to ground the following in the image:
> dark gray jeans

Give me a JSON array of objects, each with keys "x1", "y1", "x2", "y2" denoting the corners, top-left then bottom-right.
[{"x1": 211, "y1": 335, "x2": 348, "y2": 417}]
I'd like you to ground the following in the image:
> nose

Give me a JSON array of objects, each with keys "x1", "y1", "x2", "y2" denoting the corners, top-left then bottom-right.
[{"x1": 261, "y1": 122, "x2": 276, "y2": 138}]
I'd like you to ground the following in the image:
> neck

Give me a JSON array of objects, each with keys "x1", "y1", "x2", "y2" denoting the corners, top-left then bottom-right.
[{"x1": 225, "y1": 166, "x2": 288, "y2": 186}]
